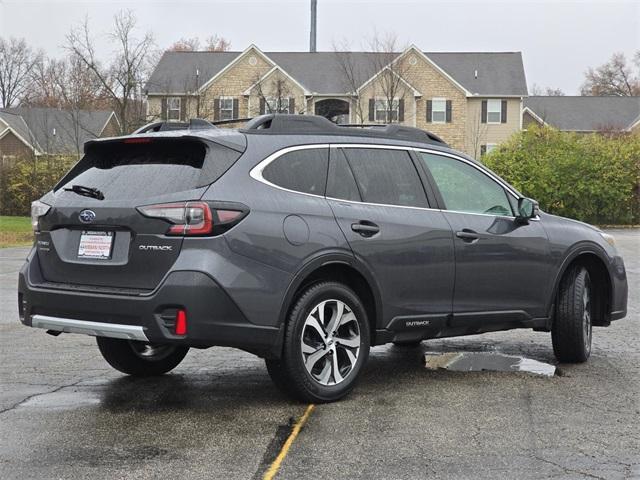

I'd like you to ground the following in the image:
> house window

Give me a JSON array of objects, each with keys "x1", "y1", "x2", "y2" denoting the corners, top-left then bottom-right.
[
  {"x1": 486, "y1": 143, "x2": 498, "y2": 154},
  {"x1": 266, "y1": 97, "x2": 290, "y2": 114},
  {"x1": 432, "y1": 98, "x2": 446, "y2": 123},
  {"x1": 487, "y1": 99, "x2": 502, "y2": 124},
  {"x1": 374, "y1": 98, "x2": 398, "y2": 122},
  {"x1": 220, "y1": 97, "x2": 234, "y2": 120},
  {"x1": 167, "y1": 97, "x2": 181, "y2": 121}
]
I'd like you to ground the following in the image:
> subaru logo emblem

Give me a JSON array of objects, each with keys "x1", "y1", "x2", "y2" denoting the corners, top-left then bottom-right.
[{"x1": 79, "y1": 210, "x2": 96, "y2": 224}]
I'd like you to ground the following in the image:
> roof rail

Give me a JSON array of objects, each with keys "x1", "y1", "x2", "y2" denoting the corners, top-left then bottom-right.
[
  {"x1": 240, "y1": 114, "x2": 448, "y2": 146},
  {"x1": 133, "y1": 118, "x2": 216, "y2": 134},
  {"x1": 210, "y1": 117, "x2": 253, "y2": 126}
]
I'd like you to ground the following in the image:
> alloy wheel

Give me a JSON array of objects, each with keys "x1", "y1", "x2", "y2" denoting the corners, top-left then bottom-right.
[{"x1": 300, "y1": 299, "x2": 361, "y2": 386}]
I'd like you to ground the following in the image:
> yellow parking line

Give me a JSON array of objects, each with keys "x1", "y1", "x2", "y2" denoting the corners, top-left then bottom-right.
[{"x1": 263, "y1": 404, "x2": 315, "y2": 480}]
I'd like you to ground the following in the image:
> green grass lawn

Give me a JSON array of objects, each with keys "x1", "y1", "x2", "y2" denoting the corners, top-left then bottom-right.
[{"x1": 0, "y1": 216, "x2": 33, "y2": 248}]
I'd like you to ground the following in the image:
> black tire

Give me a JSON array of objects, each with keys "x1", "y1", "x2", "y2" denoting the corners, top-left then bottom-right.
[
  {"x1": 266, "y1": 281, "x2": 370, "y2": 403},
  {"x1": 97, "y1": 337, "x2": 189, "y2": 376},
  {"x1": 552, "y1": 266, "x2": 592, "y2": 363}
]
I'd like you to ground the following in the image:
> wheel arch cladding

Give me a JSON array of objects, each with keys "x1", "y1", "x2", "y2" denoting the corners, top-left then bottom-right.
[
  {"x1": 280, "y1": 259, "x2": 381, "y2": 347},
  {"x1": 554, "y1": 251, "x2": 612, "y2": 326}
]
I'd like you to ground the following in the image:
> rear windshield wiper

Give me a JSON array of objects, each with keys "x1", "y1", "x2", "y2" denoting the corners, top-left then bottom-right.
[{"x1": 63, "y1": 184, "x2": 105, "y2": 200}]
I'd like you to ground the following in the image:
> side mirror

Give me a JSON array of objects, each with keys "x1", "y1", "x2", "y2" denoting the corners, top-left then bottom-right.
[{"x1": 516, "y1": 197, "x2": 539, "y2": 223}]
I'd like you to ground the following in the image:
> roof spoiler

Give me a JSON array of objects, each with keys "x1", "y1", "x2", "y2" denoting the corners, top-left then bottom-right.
[{"x1": 132, "y1": 118, "x2": 216, "y2": 134}]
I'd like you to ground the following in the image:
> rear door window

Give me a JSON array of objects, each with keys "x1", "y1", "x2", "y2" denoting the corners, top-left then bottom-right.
[
  {"x1": 342, "y1": 148, "x2": 429, "y2": 208},
  {"x1": 56, "y1": 139, "x2": 240, "y2": 200},
  {"x1": 262, "y1": 148, "x2": 328, "y2": 196}
]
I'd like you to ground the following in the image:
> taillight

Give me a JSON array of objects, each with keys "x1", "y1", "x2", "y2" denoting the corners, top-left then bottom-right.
[
  {"x1": 31, "y1": 200, "x2": 51, "y2": 232},
  {"x1": 175, "y1": 309, "x2": 187, "y2": 335},
  {"x1": 137, "y1": 201, "x2": 248, "y2": 236}
]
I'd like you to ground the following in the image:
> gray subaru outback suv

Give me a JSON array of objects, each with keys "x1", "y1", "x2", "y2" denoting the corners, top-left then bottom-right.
[{"x1": 19, "y1": 114, "x2": 628, "y2": 403}]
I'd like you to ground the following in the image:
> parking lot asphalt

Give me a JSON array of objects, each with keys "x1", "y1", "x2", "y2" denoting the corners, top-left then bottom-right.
[{"x1": 0, "y1": 230, "x2": 638, "y2": 479}]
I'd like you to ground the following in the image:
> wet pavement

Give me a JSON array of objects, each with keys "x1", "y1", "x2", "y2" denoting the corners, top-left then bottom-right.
[
  {"x1": 424, "y1": 351, "x2": 557, "y2": 376},
  {"x1": 0, "y1": 229, "x2": 639, "y2": 479}
]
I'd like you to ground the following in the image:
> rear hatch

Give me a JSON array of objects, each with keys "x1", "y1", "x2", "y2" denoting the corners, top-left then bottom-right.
[{"x1": 34, "y1": 135, "x2": 243, "y2": 292}]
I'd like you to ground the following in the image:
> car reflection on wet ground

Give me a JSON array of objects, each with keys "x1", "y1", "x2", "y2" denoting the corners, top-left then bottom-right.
[{"x1": 0, "y1": 229, "x2": 638, "y2": 479}]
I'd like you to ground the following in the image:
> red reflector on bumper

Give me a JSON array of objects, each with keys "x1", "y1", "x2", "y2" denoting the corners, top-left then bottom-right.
[{"x1": 175, "y1": 309, "x2": 187, "y2": 335}]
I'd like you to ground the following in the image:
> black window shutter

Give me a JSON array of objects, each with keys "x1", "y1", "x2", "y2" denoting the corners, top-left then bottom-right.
[
  {"x1": 368, "y1": 99, "x2": 375, "y2": 121},
  {"x1": 398, "y1": 99, "x2": 404, "y2": 122},
  {"x1": 446, "y1": 100, "x2": 452, "y2": 123},
  {"x1": 480, "y1": 145, "x2": 487, "y2": 156},
  {"x1": 232, "y1": 98, "x2": 238, "y2": 119},
  {"x1": 180, "y1": 97, "x2": 187, "y2": 121},
  {"x1": 260, "y1": 98, "x2": 266, "y2": 115},
  {"x1": 481, "y1": 100, "x2": 488, "y2": 123},
  {"x1": 213, "y1": 98, "x2": 220, "y2": 121},
  {"x1": 426, "y1": 100, "x2": 432, "y2": 122},
  {"x1": 161, "y1": 98, "x2": 167, "y2": 120},
  {"x1": 501, "y1": 100, "x2": 508, "y2": 123},
  {"x1": 289, "y1": 97, "x2": 295, "y2": 114}
]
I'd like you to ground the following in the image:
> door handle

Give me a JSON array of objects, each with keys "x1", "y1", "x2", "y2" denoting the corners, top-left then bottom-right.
[
  {"x1": 456, "y1": 229, "x2": 479, "y2": 243},
  {"x1": 351, "y1": 221, "x2": 380, "y2": 237}
]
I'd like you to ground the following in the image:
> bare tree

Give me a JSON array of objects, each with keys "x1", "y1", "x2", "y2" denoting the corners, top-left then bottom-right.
[
  {"x1": 529, "y1": 84, "x2": 565, "y2": 96},
  {"x1": 365, "y1": 33, "x2": 409, "y2": 124},
  {"x1": 23, "y1": 57, "x2": 61, "y2": 107},
  {"x1": 469, "y1": 108, "x2": 488, "y2": 159},
  {"x1": 332, "y1": 39, "x2": 370, "y2": 124},
  {"x1": 334, "y1": 33, "x2": 410, "y2": 124},
  {"x1": 168, "y1": 35, "x2": 231, "y2": 52},
  {"x1": 25, "y1": 54, "x2": 109, "y2": 110},
  {"x1": 252, "y1": 71, "x2": 300, "y2": 114},
  {"x1": 66, "y1": 10, "x2": 155, "y2": 133},
  {"x1": 581, "y1": 51, "x2": 640, "y2": 96},
  {"x1": 0, "y1": 37, "x2": 42, "y2": 107},
  {"x1": 204, "y1": 35, "x2": 231, "y2": 52},
  {"x1": 168, "y1": 37, "x2": 202, "y2": 52}
]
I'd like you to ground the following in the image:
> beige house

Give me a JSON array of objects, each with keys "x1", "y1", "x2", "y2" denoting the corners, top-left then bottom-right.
[{"x1": 145, "y1": 45, "x2": 528, "y2": 157}]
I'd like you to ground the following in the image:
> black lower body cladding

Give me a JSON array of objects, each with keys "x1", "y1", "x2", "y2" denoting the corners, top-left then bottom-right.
[{"x1": 18, "y1": 259, "x2": 280, "y2": 356}]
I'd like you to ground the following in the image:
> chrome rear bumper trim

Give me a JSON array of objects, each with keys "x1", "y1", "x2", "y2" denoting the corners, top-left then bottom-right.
[{"x1": 30, "y1": 315, "x2": 148, "y2": 341}]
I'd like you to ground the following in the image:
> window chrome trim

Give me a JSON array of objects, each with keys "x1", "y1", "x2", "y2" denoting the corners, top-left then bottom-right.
[
  {"x1": 326, "y1": 195, "x2": 440, "y2": 213},
  {"x1": 249, "y1": 142, "x2": 532, "y2": 220}
]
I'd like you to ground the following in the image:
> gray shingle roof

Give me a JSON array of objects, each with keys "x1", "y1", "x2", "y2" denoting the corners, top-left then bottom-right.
[
  {"x1": 524, "y1": 96, "x2": 640, "y2": 131},
  {"x1": 0, "y1": 107, "x2": 116, "y2": 155},
  {"x1": 145, "y1": 50, "x2": 528, "y2": 96},
  {"x1": 145, "y1": 51, "x2": 241, "y2": 94},
  {"x1": 0, "y1": 111, "x2": 33, "y2": 145}
]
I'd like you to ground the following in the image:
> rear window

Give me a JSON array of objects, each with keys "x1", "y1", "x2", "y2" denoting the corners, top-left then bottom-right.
[
  {"x1": 262, "y1": 148, "x2": 328, "y2": 195},
  {"x1": 343, "y1": 148, "x2": 428, "y2": 208},
  {"x1": 55, "y1": 139, "x2": 240, "y2": 199}
]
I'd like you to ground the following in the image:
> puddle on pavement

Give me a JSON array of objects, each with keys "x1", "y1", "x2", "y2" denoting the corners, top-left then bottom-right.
[
  {"x1": 424, "y1": 352, "x2": 556, "y2": 377},
  {"x1": 20, "y1": 389, "x2": 102, "y2": 409}
]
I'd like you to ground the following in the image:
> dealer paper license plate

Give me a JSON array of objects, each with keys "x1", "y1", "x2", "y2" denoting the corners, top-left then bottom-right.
[{"x1": 77, "y1": 231, "x2": 114, "y2": 259}]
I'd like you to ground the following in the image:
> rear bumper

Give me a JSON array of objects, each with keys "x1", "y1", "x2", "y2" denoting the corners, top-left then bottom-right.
[
  {"x1": 18, "y1": 252, "x2": 281, "y2": 357},
  {"x1": 31, "y1": 315, "x2": 149, "y2": 341}
]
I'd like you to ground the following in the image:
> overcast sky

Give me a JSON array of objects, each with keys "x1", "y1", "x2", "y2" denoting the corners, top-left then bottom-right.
[{"x1": 1, "y1": 0, "x2": 638, "y2": 94}]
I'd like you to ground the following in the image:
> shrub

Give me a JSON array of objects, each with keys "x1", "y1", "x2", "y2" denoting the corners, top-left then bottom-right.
[
  {"x1": 483, "y1": 125, "x2": 640, "y2": 225},
  {"x1": 0, "y1": 156, "x2": 77, "y2": 216}
]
